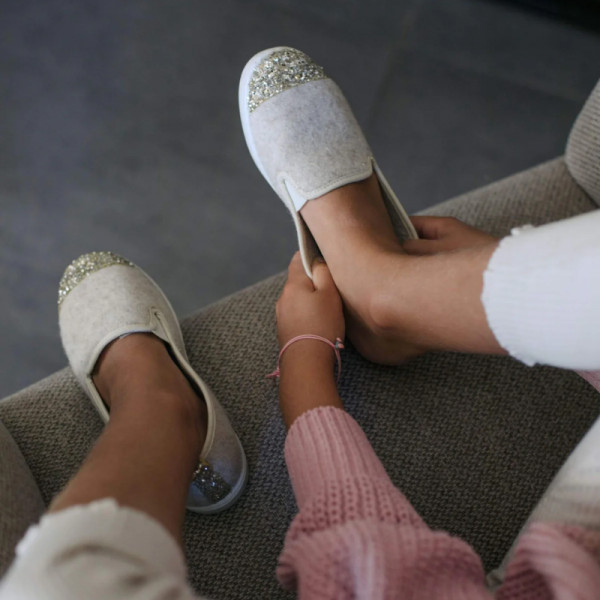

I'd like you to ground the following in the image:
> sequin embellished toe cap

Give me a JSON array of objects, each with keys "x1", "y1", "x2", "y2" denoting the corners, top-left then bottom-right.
[
  {"x1": 58, "y1": 251, "x2": 134, "y2": 307},
  {"x1": 247, "y1": 47, "x2": 327, "y2": 113}
]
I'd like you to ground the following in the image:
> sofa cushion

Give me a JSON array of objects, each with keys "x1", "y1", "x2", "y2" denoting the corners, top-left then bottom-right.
[
  {"x1": 566, "y1": 80, "x2": 600, "y2": 205},
  {"x1": 0, "y1": 157, "x2": 598, "y2": 599},
  {"x1": 0, "y1": 418, "x2": 45, "y2": 577}
]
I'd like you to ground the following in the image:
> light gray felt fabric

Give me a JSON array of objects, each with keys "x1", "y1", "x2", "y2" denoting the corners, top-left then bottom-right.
[
  {"x1": 1, "y1": 157, "x2": 599, "y2": 599},
  {"x1": 59, "y1": 264, "x2": 187, "y2": 390},
  {"x1": 0, "y1": 419, "x2": 45, "y2": 578},
  {"x1": 566, "y1": 80, "x2": 600, "y2": 205},
  {"x1": 250, "y1": 79, "x2": 373, "y2": 201}
]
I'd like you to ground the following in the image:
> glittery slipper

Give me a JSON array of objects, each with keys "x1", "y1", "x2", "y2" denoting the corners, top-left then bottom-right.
[
  {"x1": 58, "y1": 252, "x2": 248, "y2": 514},
  {"x1": 239, "y1": 46, "x2": 417, "y2": 278}
]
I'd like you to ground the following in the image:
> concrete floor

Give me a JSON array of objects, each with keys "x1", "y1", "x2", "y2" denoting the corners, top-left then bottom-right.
[{"x1": 1, "y1": 0, "x2": 599, "y2": 397}]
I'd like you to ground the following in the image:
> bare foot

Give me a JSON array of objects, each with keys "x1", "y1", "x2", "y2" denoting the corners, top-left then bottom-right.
[
  {"x1": 300, "y1": 174, "x2": 423, "y2": 363},
  {"x1": 93, "y1": 333, "x2": 208, "y2": 450}
]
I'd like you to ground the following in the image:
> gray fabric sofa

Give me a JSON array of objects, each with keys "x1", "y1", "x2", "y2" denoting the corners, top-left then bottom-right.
[{"x1": 1, "y1": 81, "x2": 599, "y2": 599}]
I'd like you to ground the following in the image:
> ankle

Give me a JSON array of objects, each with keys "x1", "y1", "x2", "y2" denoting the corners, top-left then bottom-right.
[
  {"x1": 93, "y1": 334, "x2": 208, "y2": 446},
  {"x1": 301, "y1": 174, "x2": 403, "y2": 258},
  {"x1": 112, "y1": 388, "x2": 206, "y2": 449},
  {"x1": 343, "y1": 249, "x2": 404, "y2": 331}
]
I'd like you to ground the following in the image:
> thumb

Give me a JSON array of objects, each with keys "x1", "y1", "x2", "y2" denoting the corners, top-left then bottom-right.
[
  {"x1": 402, "y1": 238, "x2": 441, "y2": 256},
  {"x1": 311, "y1": 258, "x2": 336, "y2": 291}
]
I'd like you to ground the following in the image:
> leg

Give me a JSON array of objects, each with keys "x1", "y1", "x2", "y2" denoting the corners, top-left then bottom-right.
[
  {"x1": 300, "y1": 175, "x2": 504, "y2": 363},
  {"x1": 49, "y1": 333, "x2": 207, "y2": 543}
]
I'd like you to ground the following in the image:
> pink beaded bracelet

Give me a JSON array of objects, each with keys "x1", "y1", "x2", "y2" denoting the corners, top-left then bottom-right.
[{"x1": 266, "y1": 334, "x2": 345, "y2": 382}]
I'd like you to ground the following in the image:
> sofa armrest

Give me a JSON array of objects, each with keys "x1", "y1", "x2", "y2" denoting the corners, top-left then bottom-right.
[
  {"x1": 0, "y1": 415, "x2": 45, "y2": 577},
  {"x1": 566, "y1": 80, "x2": 600, "y2": 206}
]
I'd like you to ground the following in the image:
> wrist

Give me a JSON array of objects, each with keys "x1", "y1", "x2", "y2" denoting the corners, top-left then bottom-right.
[
  {"x1": 279, "y1": 338, "x2": 337, "y2": 375},
  {"x1": 277, "y1": 339, "x2": 343, "y2": 430}
]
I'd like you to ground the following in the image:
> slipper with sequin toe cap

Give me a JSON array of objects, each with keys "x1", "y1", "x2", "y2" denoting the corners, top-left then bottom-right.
[
  {"x1": 239, "y1": 46, "x2": 417, "y2": 278},
  {"x1": 58, "y1": 251, "x2": 248, "y2": 514}
]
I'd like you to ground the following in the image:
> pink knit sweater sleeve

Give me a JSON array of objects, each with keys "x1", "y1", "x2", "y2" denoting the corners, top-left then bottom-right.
[
  {"x1": 277, "y1": 406, "x2": 490, "y2": 599},
  {"x1": 277, "y1": 406, "x2": 600, "y2": 599}
]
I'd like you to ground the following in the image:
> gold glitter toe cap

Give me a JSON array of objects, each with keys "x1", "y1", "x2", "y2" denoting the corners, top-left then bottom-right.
[
  {"x1": 58, "y1": 251, "x2": 134, "y2": 307},
  {"x1": 247, "y1": 48, "x2": 327, "y2": 113}
]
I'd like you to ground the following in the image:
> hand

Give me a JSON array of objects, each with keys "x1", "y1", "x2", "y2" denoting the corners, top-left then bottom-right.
[
  {"x1": 276, "y1": 253, "x2": 345, "y2": 348},
  {"x1": 380, "y1": 216, "x2": 503, "y2": 357},
  {"x1": 403, "y1": 216, "x2": 498, "y2": 255},
  {"x1": 275, "y1": 253, "x2": 345, "y2": 428}
]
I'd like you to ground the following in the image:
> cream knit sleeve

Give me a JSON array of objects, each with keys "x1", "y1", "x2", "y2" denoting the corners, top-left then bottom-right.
[
  {"x1": 0, "y1": 499, "x2": 203, "y2": 600},
  {"x1": 482, "y1": 210, "x2": 600, "y2": 369}
]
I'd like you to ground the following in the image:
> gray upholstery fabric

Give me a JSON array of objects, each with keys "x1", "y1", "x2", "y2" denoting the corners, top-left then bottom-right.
[
  {"x1": 566, "y1": 80, "x2": 600, "y2": 206},
  {"x1": 422, "y1": 156, "x2": 598, "y2": 231},
  {"x1": 1, "y1": 156, "x2": 599, "y2": 598},
  {"x1": 0, "y1": 419, "x2": 45, "y2": 578}
]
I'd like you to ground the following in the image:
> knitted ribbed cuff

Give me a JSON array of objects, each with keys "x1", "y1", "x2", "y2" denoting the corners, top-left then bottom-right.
[
  {"x1": 15, "y1": 499, "x2": 186, "y2": 578},
  {"x1": 482, "y1": 212, "x2": 600, "y2": 370},
  {"x1": 482, "y1": 229, "x2": 550, "y2": 367},
  {"x1": 284, "y1": 407, "x2": 391, "y2": 509}
]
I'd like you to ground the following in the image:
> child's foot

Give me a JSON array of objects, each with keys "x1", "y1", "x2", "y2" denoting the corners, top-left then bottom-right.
[
  {"x1": 59, "y1": 252, "x2": 248, "y2": 512},
  {"x1": 93, "y1": 333, "x2": 208, "y2": 451}
]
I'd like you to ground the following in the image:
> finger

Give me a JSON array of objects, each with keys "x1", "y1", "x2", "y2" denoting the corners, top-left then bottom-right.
[
  {"x1": 310, "y1": 258, "x2": 336, "y2": 291},
  {"x1": 409, "y1": 216, "x2": 454, "y2": 240},
  {"x1": 287, "y1": 252, "x2": 305, "y2": 278},
  {"x1": 409, "y1": 216, "x2": 445, "y2": 240},
  {"x1": 287, "y1": 252, "x2": 314, "y2": 289},
  {"x1": 402, "y1": 238, "x2": 442, "y2": 256}
]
